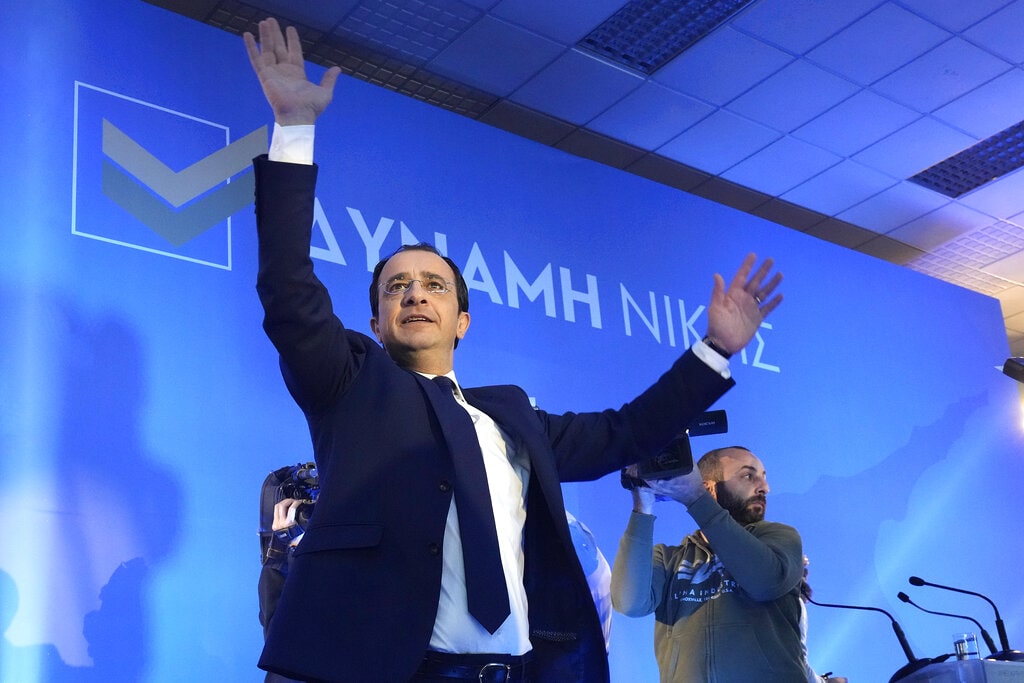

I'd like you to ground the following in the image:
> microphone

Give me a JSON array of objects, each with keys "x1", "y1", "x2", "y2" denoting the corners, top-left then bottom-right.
[
  {"x1": 806, "y1": 595, "x2": 938, "y2": 682},
  {"x1": 897, "y1": 591, "x2": 997, "y2": 655},
  {"x1": 909, "y1": 576, "x2": 1023, "y2": 661}
]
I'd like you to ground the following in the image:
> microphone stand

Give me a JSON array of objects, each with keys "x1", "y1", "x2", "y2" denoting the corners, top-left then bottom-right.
[
  {"x1": 807, "y1": 596, "x2": 940, "y2": 682},
  {"x1": 897, "y1": 592, "x2": 998, "y2": 656},
  {"x1": 909, "y1": 577, "x2": 1024, "y2": 662}
]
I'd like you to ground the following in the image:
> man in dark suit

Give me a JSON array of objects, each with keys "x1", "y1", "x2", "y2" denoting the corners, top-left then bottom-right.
[{"x1": 244, "y1": 18, "x2": 783, "y2": 683}]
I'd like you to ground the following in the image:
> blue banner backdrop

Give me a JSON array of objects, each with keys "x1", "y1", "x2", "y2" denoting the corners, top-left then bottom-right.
[{"x1": 1, "y1": 1, "x2": 1021, "y2": 681}]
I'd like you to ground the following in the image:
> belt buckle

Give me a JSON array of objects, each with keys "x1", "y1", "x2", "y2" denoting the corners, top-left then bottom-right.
[{"x1": 478, "y1": 662, "x2": 511, "y2": 683}]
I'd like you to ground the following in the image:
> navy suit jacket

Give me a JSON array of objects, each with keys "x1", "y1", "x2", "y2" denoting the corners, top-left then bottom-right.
[{"x1": 252, "y1": 156, "x2": 734, "y2": 682}]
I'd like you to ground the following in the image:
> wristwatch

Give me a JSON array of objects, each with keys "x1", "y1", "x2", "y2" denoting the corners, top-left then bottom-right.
[{"x1": 701, "y1": 335, "x2": 732, "y2": 359}]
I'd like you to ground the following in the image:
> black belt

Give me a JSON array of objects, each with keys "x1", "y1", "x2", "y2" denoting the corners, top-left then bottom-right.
[{"x1": 416, "y1": 651, "x2": 533, "y2": 682}]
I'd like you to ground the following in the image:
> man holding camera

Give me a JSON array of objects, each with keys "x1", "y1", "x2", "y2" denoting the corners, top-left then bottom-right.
[
  {"x1": 258, "y1": 494, "x2": 307, "y2": 683},
  {"x1": 612, "y1": 447, "x2": 807, "y2": 682}
]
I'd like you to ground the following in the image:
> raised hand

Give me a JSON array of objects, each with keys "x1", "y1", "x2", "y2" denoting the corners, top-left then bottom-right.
[
  {"x1": 705, "y1": 253, "x2": 783, "y2": 356},
  {"x1": 243, "y1": 18, "x2": 341, "y2": 125}
]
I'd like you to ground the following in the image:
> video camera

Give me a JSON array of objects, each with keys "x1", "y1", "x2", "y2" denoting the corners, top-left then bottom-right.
[
  {"x1": 259, "y1": 462, "x2": 320, "y2": 565},
  {"x1": 278, "y1": 463, "x2": 319, "y2": 502},
  {"x1": 621, "y1": 410, "x2": 727, "y2": 490},
  {"x1": 275, "y1": 462, "x2": 319, "y2": 528}
]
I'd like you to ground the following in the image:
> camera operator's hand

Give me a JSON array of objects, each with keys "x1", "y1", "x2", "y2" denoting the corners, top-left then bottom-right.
[
  {"x1": 631, "y1": 486, "x2": 656, "y2": 515},
  {"x1": 645, "y1": 468, "x2": 707, "y2": 507},
  {"x1": 272, "y1": 498, "x2": 304, "y2": 532},
  {"x1": 623, "y1": 465, "x2": 657, "y2": 514}
]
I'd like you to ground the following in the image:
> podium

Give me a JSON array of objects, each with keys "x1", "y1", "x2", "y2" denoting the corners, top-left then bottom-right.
[{"x1": 897, "y1": 659, "x2": 1024, "y2": 682}]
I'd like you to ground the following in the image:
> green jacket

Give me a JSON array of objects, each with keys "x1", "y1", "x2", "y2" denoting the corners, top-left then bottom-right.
[{"x1": 612, "y1": 492, "x2": 806, "y2": 682}]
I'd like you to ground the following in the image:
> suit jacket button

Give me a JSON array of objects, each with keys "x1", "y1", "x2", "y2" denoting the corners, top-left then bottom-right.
[
  {"x1": 428, "y1": 543, "x2": 441, "y2": 555},
  {"x1": 438, "y1": 480, "x2": 451, "y2": 493}
]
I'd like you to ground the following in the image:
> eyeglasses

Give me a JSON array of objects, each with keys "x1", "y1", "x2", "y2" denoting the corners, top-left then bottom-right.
[{"x1": 378, "y1": 276, "x2": 455, "y2": 296}]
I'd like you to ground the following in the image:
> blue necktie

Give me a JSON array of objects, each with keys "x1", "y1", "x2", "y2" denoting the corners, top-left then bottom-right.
[{"x1": 431, "y1": 375, "x2": 511, "y2": 633}]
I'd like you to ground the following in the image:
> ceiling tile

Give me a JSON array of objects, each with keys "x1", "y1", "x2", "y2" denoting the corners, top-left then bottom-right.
[
  {"x1": 853, "y1": 116, "x2": 976, "y2": 178},
  {"x1": 982, "y1": 249, "x2": 1024, "y2": 286},
  {"x1": 625, "y1": 154, "x2": 711, "y2": 192},
  {"x1": 964, "y1": 0, "x2": 1024, "y2": 63},
  {"x1": 428, "y1": 15, "x2": 563, "y2": 96},
  {"x1": 656, "y1": 109, "x2": 780, "y2": 174},
  {"x1": 994, "y1": 283, "x2": 1024, "y2": 317},
  {"x1": 490, "y1": 0, "x2": 623, "y2": 44},
  {"x1": 906, "y1": 248, "x2": 1013, "y2": 294},
  {"x1": 729, "y1": 0, "x2": 880, "y2": 54},
  {"x1": 477, "y1": 99, "x2": 575, "y2": 145},
  {"x1": 726, "y1": 60, "x2": 859, "y2": 132},
  {"x1": 253, "y1": 0, "x2": 361, "y2": 30},
  {"x1": 1008, "y1": 330, "x2": 1024, "y2": 355},
  {"x1": 930, "y1": 221, "x2": 1024, "y2": 269},
  {"x1": 147, "y1": 0, "x2": 221, "y2": 21},
  {"x1": 887, "y1": 203, "x2": 995, "y2": 250},
  {"x1": 838, "y1": 180, "x2": 949, "y2": 232},
  {"x1": 749, "y1": 198, "x2": 826, "y2": 231},
  {"x1": 721, "y1": 136, "x2": 842, "y2": 196},
  {"x1": 334, "y1": 0, "x2": 482, "y2": 63},
  {"x1": 959, "y1": 167, "x2": 1024, "y2": 217},
  {"x1": 933, "y1": 69, "x2": 1024, "y2": 138},
  {"x1": 792, "y1": 90, "x2": 919, "y2": 157},
  {"x1": 652, "y1": 26, "x2": 792, "y2": 106},
  {"x1": 689, "y1": 177, "x2": 772, "y2": 212},
  {"x1": 1005, "y1": 309, "x2": 1024, "y2": 332},
  {"x1": 804, "y1": 217, "x2": 878, "y2": 248},
  {"x1": 897, "y1": 0, "x2": 1012, "y2": 32},
  {"x1": 856, "y1": 234, "x2": 926, "y2": 265},
  {"x1": 1010, "y1": 209, "x2": 1024, "y2": 227},
  {"x1": 781, "y1": 159, "x2": 897, "y2": 215},
  {"x1": 509, "y1": 48, "x2": 643, "y2": 125},
  {"x1": 588, "y1": 82, "x2": 714, "y2": 150},
  {"x1": 872, "y1": 37, "x2": 1012, "y2": 112},
  {"x1": 806, "y1": 4, "x2": 949, "y2": 86},
  {"x1": 554, "y1": 128, "x2": 646, "y2": 168}
]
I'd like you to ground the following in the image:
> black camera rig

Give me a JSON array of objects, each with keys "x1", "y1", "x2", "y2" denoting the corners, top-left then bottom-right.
[
  {"x1": 620, "y1": 410, "x2": 727, "y2": 490},
  {"x1": 258, "y1": 462, "x2": 319, "y2": 565}
]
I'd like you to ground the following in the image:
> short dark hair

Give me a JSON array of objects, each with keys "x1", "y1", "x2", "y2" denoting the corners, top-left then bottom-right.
[
  {"x1": 369, "y1": 243, "x2": 469, "y2": 317},
  {"x1": 697, "y1": 446, "x2": 754, "y2": 483}
]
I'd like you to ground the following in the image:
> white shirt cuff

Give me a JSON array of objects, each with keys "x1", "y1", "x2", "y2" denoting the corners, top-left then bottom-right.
[
  {"x1": 692, "y1": 340, "x2": 731, "y2": 380},
  {"x1": 269, "y1": 122, "x2": 315, "y2": 165}
]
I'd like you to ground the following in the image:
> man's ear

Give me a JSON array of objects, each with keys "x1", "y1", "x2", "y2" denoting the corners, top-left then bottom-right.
[
  {"x1": 704, "y1": 480, "x2": 717, "y2": 499},
  {"x1": 455, "y1": 311, "x2": 471, "y2": 340},
  {"x1": 370, "y1": 317, "x2": 382, "y2": 343}
]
